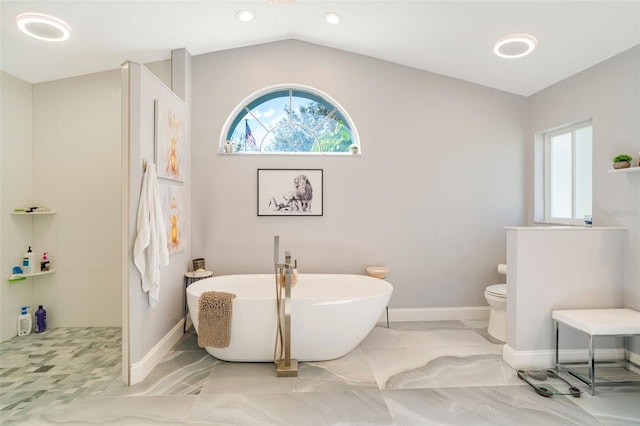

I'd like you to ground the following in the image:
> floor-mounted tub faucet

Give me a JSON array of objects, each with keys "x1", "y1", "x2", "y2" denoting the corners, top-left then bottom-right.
[{"x1": 273, "y1": 236, "x2": 298, "y2": 377}]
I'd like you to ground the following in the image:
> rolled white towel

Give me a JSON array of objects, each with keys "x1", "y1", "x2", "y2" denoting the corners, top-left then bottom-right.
[{"x1": 497, "y1": 264, "x2": 507, "y2": 275}]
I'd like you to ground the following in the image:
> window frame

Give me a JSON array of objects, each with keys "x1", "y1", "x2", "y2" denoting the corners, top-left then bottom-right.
[
  {"x1": 219, "y1": 84, "x2": 360, "y2": 155},
  {"x1": 542, "y1": 120, "x2": 592, "y2": 225}
]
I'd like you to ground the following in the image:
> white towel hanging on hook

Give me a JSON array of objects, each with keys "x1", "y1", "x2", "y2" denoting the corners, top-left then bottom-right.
[{"x1": 133, "y1": 161, "x2": 169, "y2": 307}]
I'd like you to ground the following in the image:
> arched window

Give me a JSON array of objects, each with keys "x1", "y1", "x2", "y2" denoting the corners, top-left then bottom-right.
[{"x1": 221, "y1": 85, "x2": 359, "y2": 154}]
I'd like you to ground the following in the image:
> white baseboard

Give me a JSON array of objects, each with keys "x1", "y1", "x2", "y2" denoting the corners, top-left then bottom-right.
[
  {"x1": 502, "y1": 345, "x2": 554, "y2": 369},
  {"x1": 502, "y1": 344, "x2": 634, "y2": 370},
  {"x1": 379, "y1": 306, "x2": 490, "y2": 323},
  {"x1": 130, "y1": 320, "x2": 184, "y2": 385}
]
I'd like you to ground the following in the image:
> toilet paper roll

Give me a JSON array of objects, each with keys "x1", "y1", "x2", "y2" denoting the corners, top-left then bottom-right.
[{"x1": 497, "y1": 264, "x2": 507, "y2": 275}]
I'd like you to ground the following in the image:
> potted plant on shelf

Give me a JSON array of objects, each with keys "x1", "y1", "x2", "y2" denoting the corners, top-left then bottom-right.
[
  {"x1": 349, "y1": 144, "x2": 359, "y2": 155},
  {"x1": 612, "y1": 154, "x2": 633, "y2": 169}
]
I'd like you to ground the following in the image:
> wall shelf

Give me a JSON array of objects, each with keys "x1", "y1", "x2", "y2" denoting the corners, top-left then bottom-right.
[
  {"x1": 10, "y1": 206, "x2": 56, "y2": 282},
  {"x1": 607, "y1": 167, "x2": 640, "y2": 174},
  {"x1": 12, "y1": 209, "x2": 56, "y2": 215},
  {"x1": 8, "y1": 268, "x2": 56, "y2": 281},
  {"x1": 15, "y1": 268, "x2": 55, "y2": 278}
]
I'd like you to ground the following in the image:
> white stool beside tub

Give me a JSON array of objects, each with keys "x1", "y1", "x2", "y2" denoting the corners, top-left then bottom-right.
[
  {"x1": 366, "y1": 266, "x2": 390, "y2": 328},
  {"x1": 184, "y1": 270, "x2": 213, "y2": 333},
  {"x1": 552, "y1": 308, "x2": 640, "y2": 395}
]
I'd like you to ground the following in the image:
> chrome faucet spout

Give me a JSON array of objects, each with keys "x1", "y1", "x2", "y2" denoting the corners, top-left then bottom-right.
[{"x1": 274, "y1": 249, "x2": 296, "y2": 270}]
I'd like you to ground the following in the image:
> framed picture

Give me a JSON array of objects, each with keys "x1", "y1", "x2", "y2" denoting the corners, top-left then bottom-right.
[
  {"x1": 257, "y1": 169, "x2": 323, "y2": 216},
  {"x1": 160, "y1": 184, "x2": 185, "y2": 255},
  {"x1": 155, "y1": 99, "x2": 185, "y2": 182}
]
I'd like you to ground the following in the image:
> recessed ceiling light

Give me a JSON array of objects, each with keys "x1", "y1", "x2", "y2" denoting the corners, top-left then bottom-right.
[
  {"x1": 16, "y1": 13, "x2": 71, "y2": 42},
  {"x1": 236, "y1": 9, "x2": 254, "y2": 23},
  {"x1": 494, "y1": 34, "x2": 537, "y2": 59},
  {"x1": 324, "y1": 12, "x2": 342, "y2": 25}
]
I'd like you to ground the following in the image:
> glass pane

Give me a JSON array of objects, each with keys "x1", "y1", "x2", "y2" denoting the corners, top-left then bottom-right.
[
  {"x1": 228, "y1": 113, "x2": 263, "y2": 152},
  {"x1": 248, "y1": 94, "x2": 290, "y2": 130},
  {"x1": 262, "y1": 124, "x2": 316, "y2": 152},
  {"x1": 314, "y1": 119, "x2": 354, "y2": 152},
  {"x1": 290, "y1": 95, "x2": 325, "y2": 128},
  {"x1": 574, "y1": 125, "x2": 592, "y2": 219},
  {"x1": 549, "y1": 132, "x2": 572, "y2": 218},
  {"x1": 246, "y1": 90, "x2": 289, "y2": 112}
]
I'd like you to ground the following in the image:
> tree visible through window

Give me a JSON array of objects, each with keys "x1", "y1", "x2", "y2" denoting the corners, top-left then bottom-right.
[{"x1": 222, "y1": 87, "x2": 358, "y2": 153}]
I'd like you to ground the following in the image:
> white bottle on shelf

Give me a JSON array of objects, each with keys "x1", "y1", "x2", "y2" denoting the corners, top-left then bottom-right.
[{"x1": 22, "y1": 246, "x2": 35, "y2": 273}]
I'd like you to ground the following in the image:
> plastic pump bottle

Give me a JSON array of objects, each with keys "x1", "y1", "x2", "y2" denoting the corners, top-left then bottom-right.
[
  {"x1": 40, "y1": 252, "x2": 50, "y2": 272},
  {"x1": 22, "y1": 246, "x2": 35, "y2": 273},
  {"x1": 35, "y1": 305, "x2": 47, "y2": 333},
  {"x1": 18, "y1": 306, "x2": 32, "y2": 336}
]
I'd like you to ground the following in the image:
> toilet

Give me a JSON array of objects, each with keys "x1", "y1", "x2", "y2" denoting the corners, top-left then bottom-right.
[{"x1": 484, "y1": 264, "x2": 507, "y2": 342}]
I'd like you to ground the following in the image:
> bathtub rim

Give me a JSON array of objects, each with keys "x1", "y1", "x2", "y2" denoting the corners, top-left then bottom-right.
[{"x1": 186, "y1": 273, "x2": 393, "y2": 301}]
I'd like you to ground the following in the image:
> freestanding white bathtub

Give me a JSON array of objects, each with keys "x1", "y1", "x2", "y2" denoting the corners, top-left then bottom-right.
[{"x1": 186, "y1": 274, "x2": 393, "y2": 362}]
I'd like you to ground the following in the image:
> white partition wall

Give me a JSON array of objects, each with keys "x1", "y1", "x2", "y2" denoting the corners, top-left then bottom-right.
[
  {"x1": 503, "y1": 226, "x2": 626, "y2": 369},
  {"x1": 122, "y1": 56, "x2": 192, "y2": 384}
]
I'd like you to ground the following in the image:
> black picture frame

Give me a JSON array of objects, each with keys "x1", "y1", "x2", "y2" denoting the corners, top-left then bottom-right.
[{"x1": 257, "y1": 169, "x2": 323, "y2": 216}]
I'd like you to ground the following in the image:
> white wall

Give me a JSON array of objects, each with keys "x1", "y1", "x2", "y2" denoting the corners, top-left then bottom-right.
[
  {"x1": 0, "y1": 72, "x2": 33, "y2": 341},
  {"x1": 0, "y1": 70, "x2": 122, "y2": 342},
  {"x1": 506, "y1": 227, "x2": 625, "y2": 356},
  {"x1": 527, "y1": 45, "x2": 640, "y2": 310},
  {"x1": 191, "y1": 40, "x2": 528, "y2": 309},
  {"x1": 31, "y1": 70, "x2": 122, "y2": 329}
]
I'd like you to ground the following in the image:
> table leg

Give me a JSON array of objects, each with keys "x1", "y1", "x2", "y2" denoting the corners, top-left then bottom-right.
[
  {"x1": 589, "y1": 334, "x2": 595, "y2": 395},
  {"x1": 554, "y1": 320, "x2": 559, "y2": 368},
  {"x1": 183, "y1": 276, "x2": 189, "y2": 333}
]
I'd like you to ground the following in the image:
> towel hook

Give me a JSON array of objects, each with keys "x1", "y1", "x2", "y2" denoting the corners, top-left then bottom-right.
[{"x1": 142, "y1": 159, "x2": 147, "y2": 172}]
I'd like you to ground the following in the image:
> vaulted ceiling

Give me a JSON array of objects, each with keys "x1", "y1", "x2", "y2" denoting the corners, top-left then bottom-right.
[{"x1": 2, "y1": 1, "x2": 639, "y2": 96}]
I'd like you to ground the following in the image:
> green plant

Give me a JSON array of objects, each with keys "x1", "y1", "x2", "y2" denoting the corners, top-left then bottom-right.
[
  {"x1": 612, "y1": 154, "x2": 633, "y2": 162},
  {"x1": 349, "y1": 144, "x2": 359, "y2": 151}
]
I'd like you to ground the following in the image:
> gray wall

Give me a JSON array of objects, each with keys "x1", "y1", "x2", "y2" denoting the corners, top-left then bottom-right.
[
  {"x1": 527, "y1": 45, "x2": 640, "y2": 311},
  {"x1": 191, "y1": 40, "x2": 528, "y2": 309},
  {"x1": 124, "y1": 61, "x2": 192, "y2": 367}
]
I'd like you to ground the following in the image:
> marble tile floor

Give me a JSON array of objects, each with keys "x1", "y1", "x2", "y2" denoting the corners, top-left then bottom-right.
[{"x1": 1, "y1": 321, "x2": 639, "y2": 425}]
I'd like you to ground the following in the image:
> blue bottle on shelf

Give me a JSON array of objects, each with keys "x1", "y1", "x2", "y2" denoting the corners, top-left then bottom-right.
[{"x1": 35, "y1": 305, "x2": 46, "y2": 333}]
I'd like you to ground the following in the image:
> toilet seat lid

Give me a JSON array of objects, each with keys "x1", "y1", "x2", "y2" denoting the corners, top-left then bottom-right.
[{"x1": 486, "y1": 284, "x2": 507, "y2": 297}]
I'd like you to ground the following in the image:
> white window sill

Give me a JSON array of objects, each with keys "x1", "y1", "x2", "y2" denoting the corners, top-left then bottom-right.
[
  {"x1": 533, "y1": 220, "x2": 588, "y2": 227},
  {"x1": 218, "y1": 152, "x2": 360, "y2": 156}
]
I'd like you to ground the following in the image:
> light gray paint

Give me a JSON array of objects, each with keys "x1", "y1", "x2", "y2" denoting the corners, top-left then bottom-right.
[
  {"x1": 527, "y1": 45, "x2": 640, "y2": 352},
  {"x1": 527, "y1": 45, "x2": 640, "y2": 310},
  {"x1": 191, "y1": 40, "x2": 528, "y2": 309},
  {"x1": 507, "y1": 227, "x2": 625, "y2": 352},
  {"x1": 124, "y1": 62, "x2": 192, "y2": 365}
]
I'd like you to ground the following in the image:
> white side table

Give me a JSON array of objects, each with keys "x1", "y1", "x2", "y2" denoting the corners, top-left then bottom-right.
[{"x1": 184, "y1": 270, "x2": 213, "y2": 333}]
